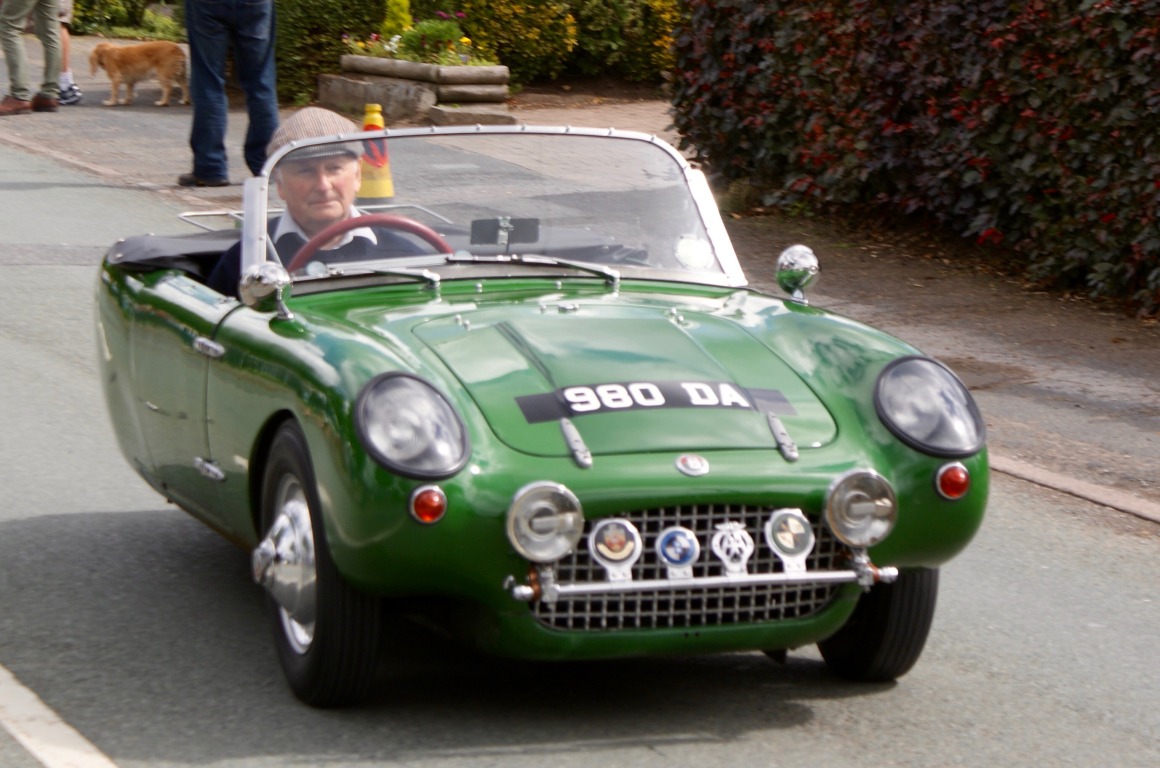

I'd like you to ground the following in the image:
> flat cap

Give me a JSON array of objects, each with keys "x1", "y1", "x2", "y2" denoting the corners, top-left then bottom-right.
[{"x1": 268, "y1": 107, "x2": 360, "y2": 162}]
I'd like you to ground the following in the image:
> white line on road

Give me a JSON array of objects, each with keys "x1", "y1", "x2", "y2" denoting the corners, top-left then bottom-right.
[{"x1": 0, "y1": 664, "x2": 118, "y2": 768}]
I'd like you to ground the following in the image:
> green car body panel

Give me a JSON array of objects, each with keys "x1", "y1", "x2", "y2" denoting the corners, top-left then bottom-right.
[{"x1": 96, "y1": 266, "x2": 986, "y2": 659}]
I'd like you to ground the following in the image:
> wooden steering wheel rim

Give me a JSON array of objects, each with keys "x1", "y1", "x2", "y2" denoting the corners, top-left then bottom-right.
[{"x1": 285, "y1": 213, "x2": 453, "y2": 272}]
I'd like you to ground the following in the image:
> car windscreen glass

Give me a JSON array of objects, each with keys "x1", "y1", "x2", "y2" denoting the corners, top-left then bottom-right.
[{"x1": 264, "y1": 131, "x2": 723, "y2": 281}]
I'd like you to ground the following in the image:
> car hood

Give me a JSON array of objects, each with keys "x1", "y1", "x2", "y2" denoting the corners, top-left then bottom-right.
[{"x1": 410, "y1": 300, "x2": 837, "y2": 458}]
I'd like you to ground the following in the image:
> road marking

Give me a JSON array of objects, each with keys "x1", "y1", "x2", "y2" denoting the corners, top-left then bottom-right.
[{"x1": 0, "y1": 664, "x2": 118, "y2": 768}]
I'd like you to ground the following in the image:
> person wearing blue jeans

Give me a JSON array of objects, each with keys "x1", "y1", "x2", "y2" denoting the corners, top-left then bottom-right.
[{"x1": 180, "y1": 0, "x2": 280, "y2": 187}]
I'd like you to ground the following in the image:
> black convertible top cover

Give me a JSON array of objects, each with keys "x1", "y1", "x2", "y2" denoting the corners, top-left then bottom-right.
[{"x1": 106, "y1": 230, "x2": 241, "y2": 278}]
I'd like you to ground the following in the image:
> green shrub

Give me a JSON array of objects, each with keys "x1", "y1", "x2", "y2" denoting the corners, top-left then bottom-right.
[
  {"x1": 671, "y1": 0, "x2": 1160, "y2": 315},
  {"x1": 398, "y1": 18, "x2": 464, "y2": 63},
  {"x1": 567, "y1": 0, "x2": 679, "y2": 82},
  {"x1": 106, "y1": 9, "x2": 185, "y2": 42},
  {"x1": 457, "y1": 0, "x2": 577, "y2": 84},
  {"x1": 410, "y1": 1, "x2": 458, "y2": 17},
  {"x1": 617, "y1": 0, "x2": 681, "y2": 82},
  {"x1": 410, "y1": 1, "x2": 675, "y2": 83},
  {"x1": 73, "y1": 0, "x2": 131, "y2": 33},
  {"x1": 74, "y1": 0, "x2": 153, "y2": 29},
  {"x1": 277, "y1": 0, "x2": 384, "y2": 103},
  {"x1": 381, "y1": 0, "x2": 411, "y2": 38}
]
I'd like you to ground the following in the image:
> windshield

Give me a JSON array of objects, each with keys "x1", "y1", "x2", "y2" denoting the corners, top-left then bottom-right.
[{"x1": 249, "y1": 128, "x2": 741, "y2": 287}]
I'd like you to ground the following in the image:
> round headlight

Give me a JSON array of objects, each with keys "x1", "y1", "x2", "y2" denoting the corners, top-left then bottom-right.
[
  {"x1": 875, "y1": 356, "x2": 985, "y2": 457},
  {"x1": 506, "y1": 482, "x2": 584, "y2": 563},
  {"x1": 356, "y1": 373, "x2": 469, "y2": 479},
  {"x1": 825, "y1": 470, "x2": 897, "y2": 548}
]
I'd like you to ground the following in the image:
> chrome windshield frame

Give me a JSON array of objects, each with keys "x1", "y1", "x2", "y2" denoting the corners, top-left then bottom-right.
[{"x1": 242, "y1": 124, "x2": 749, "y2": 290}]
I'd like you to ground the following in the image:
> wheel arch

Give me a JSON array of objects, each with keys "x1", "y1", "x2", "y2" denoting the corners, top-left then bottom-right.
[{"x1": 248, "y1": 409, "x2": 299, "y2": 540}]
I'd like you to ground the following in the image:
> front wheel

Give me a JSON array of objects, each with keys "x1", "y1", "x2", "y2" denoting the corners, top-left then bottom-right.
[
  {"x1": 257, "y1": 421, "x2": 382, "y2": 706},
  {"x1": 817, "y1": 567, "x2": 939, "y2": 682}
]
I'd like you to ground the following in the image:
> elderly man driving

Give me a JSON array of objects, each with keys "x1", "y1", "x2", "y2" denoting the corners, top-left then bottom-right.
[{"x1": 208, "y1": 107, "x2": 426, "y2": 296}]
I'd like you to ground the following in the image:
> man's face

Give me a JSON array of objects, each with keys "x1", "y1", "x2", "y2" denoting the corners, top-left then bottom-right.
[{"x1": 276, "y1": 154, "x2": 361, "y2": 237}]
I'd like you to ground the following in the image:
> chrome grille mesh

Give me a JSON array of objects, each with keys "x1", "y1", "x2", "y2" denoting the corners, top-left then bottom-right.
[{"x1": 532, "y1": 503, "x2": 847, "y2": 631}]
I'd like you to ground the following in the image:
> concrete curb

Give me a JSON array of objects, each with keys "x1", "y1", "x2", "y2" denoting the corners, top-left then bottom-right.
[{"x1": 991, "y1": 455, "x2": 1160, "y2": 525}]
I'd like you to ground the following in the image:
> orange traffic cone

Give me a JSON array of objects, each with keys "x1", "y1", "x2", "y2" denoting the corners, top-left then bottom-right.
[{"x1": 358, "y1": 103, "x2": 394, "y2": 201}]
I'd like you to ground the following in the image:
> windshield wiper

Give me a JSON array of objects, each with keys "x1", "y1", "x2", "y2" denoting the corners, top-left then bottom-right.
[{"x1": 445, "y1": 253, "x2": 620, "y2": 290}]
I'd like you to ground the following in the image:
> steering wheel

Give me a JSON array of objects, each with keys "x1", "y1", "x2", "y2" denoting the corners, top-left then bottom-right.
[{"x1": 285, "y1": 213, "x2": 454, "y2": 273}]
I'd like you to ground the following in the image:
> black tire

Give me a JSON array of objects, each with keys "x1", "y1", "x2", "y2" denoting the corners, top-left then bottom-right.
[
  {"x1": 260, "y1": 421, "x2": 382, "y2": 706},
  {"x1": 817, "y1": 567, "x2": 939, "y2": 682}
]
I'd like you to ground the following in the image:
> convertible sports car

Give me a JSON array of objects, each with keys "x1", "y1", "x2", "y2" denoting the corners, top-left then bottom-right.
[{"x1": 96, "y1": 125, "x2": 987, "y2": 707}]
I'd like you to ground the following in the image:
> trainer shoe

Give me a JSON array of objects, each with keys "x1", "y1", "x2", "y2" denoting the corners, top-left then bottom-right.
[
  {"x1": 59, "y1": 84, "x2": 82, "y2": 105},
  {"x1": 177, "y1": 173, "x2": 230, "y2": 187},
  {"x1": 0, "y1": 95, "x2": 31, "y2": 115}
]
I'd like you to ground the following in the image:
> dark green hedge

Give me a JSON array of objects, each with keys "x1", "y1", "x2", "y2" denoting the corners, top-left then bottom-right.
[
  {"x1": 414, "y1": 0, "x2": 680, "y2": 83},
  {"x1": 671, "y1": 0, "x2": 1160, "y2": 315},
  {"x1": 276, "y1": 0, "x2": 383, "y2": 103}
]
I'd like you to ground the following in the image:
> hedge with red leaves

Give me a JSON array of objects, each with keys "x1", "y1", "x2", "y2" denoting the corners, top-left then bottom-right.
[{"x1": 671, "y1": 0, "x2": 1160, "y2": 315}]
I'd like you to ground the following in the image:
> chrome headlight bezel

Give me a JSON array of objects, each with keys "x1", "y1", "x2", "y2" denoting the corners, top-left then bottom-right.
[
  {"x1": 506, "y1": 482, "x2": 585, "y2": 563},
  {"x1": 874, "y1": 356, "x2": 986, "y2": 458},
  {"x1": 825, "y1": 469, "x2": 897, "y2": 548},
  {"x1": 355, "y1": 372, "x2": 469, "y2": 480}
]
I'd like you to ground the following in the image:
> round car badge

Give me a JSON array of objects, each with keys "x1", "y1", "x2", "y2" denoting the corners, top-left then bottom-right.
[
  {"x1": 676, "y1": 454, "x2": 710, "y2": 477},
  {"x1": 710, "y1": 521, "x2": 755, "y2": 575},
  {"x1": 763, "y1": 508, "x2": 815, "y2": 573},
  {"x1": 655, "y1": 526, "x2": 701, "y2": 579},
  {"x1": 588, "y1": 519, "x2": 642, "y2": 582}
]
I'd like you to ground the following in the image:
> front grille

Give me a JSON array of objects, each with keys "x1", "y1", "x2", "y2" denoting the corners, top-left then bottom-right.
[{"x1": 531, "y1": 503, "x2": 848, "y2": 631}]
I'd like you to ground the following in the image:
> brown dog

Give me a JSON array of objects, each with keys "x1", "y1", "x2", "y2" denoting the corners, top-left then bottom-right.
[{"x1": 89, "y1": 41, "x2": 190, "y2": 107}]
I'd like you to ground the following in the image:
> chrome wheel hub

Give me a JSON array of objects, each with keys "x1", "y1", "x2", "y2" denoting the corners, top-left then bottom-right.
[{"x1": 251, "y1": 475, "x2": 318, "y2": 654}]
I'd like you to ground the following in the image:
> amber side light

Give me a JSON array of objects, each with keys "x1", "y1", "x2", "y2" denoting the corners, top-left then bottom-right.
[
  {"x1": 410, "y1": 486, "x2": 447, "y2": 523},
  {"x1": 936, "y1": 464, "x2": 970, "y2": 500}
]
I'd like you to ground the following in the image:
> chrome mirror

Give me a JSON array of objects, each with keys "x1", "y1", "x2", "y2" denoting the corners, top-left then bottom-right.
[
  {"x1": 776, "y1": 244, "x2": 819, "y2": 304},
  {"x1": 240, "y1": 261, "x2": 294, "y2": 318}
]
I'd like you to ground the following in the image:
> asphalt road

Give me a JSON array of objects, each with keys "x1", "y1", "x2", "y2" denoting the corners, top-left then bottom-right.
[{"x1": 1, "y1": 32, "x2": 1158, "y2": 768}]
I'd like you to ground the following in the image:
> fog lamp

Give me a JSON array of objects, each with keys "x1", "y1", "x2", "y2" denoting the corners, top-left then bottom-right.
[
  {"x1": 506, "y1": 482, "x2": 584, "y2": 563},
  {"x1": 825, "y1": 470, "x2": 897, "y2": 547}
]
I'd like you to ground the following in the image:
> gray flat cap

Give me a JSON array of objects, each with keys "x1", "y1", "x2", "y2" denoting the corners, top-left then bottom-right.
[{"x1": 268, "y1": 107, "x2": 361, "y2": 162}]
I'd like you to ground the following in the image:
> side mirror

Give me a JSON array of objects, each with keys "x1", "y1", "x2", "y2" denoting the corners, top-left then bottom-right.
[
  {"x1": 240, "y1": 261, "x2": 294, "y2": 318},
  {"x1": 776, "y1": 244, "x2": 819, "y2": 304}
]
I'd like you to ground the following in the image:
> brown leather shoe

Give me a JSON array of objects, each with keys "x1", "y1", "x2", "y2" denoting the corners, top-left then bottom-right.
[
  {"x1": 0, "y1": 95, "x2": 32, "y2": 115},
  {"x1": 31, "y1": 94, "x2": 59, "y2": 112}
]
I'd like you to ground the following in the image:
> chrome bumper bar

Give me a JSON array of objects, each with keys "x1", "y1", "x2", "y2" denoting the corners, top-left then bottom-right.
[{"x1": 506, "y1": 556, "x2": 898, "y2": 604}]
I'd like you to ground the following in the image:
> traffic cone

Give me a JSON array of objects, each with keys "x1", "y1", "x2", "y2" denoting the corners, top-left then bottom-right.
[{"x1": 358, "y1": 103, "x2": 394, "y2": 202}]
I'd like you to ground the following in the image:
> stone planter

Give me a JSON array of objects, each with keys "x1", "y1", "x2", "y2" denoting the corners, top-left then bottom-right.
[{"x1": 319, "y1": 55, "x2": 513, "y2": 124}]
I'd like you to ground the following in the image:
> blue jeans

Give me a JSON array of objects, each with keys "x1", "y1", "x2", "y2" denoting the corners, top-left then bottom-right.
[{"x1": 185, "y1": 0, "x2": 279, "y2": 179}]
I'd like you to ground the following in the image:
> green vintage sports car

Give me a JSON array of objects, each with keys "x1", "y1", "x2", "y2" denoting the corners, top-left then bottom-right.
[{"x1": 96, "y1": 126, "x2": 987, "y2": 707}]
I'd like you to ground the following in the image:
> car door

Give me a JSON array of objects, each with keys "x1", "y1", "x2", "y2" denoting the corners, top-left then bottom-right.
[{"x1": 129, "y1": 270, "x2": 238, "y2": 527}]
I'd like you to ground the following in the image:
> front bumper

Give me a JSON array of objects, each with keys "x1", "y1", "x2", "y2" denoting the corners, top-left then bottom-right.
[{"x1": 501, "y1": 502, "x2": 895, "y2": 635}]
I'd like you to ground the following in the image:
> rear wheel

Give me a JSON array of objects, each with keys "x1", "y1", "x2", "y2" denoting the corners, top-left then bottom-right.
[
  {"x1": 817, "y1": 567, "x2": 939, "y2": 682},
  {"x1": 258, "y1": 421, "x2": 382, "y2": 706}
]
